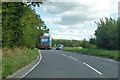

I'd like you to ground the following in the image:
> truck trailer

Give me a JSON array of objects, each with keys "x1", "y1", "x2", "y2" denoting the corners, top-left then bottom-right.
[{"x1": 40, "y1": 36, "x2": 52, "y2": 49}]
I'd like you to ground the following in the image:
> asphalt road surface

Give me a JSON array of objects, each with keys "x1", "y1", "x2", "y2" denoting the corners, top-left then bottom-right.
[{"x1": 24, "y1": 49, "x2": 118, "y2": 78}]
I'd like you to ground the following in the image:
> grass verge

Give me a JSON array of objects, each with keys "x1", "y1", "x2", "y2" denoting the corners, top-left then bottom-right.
[
  {"x1": 62, "y1": 47, "x2": 119, "y2": 59},
  {"x1": 2, "y1": 47, "x2": 39, "y2": 79}
]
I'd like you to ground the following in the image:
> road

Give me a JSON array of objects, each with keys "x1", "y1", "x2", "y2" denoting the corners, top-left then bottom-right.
[{"x1": 24, "y1": 49, "x2": 118, "y2": 78}]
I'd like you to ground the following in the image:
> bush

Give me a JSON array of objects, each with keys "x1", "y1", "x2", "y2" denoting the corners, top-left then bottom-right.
[
  {"x1": 2, "y1": 48, "x2": 39, "y2": 78},
  {"x1": 87, "y1": 44, "x2": 97, "y2": 49}
]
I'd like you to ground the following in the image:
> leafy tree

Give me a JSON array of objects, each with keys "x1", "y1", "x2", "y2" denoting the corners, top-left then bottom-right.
[
  {"x1": 118, "y1": 17, "x2": 120, "y2": 50},
  {"x1": 2, "y1": 2, "x2": 49, "y2": 49},
  {"x1": 2, "y1": 2, "x2": 26, "y2": 48},
  {"x1": 89, "y1": 36, "x2": 96, "y2": 45},
  {"x1": 0, "y1": 2, "x2": 1, "y2": 47},
  {"x1": 95, "y1": 17, "x2": 118, "y2": 50},
  {"x1": 80, "y1": 39, "x2": 89, "y2": 48}
]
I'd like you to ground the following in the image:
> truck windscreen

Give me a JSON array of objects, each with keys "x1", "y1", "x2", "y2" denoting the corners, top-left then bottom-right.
[{"x1": 41, "y1": 37, "x2": 49, "y2": 43}]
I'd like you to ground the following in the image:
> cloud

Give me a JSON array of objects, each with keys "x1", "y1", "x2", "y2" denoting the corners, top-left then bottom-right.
[
  {"x1": 41, "y1": 0, "x2": 118, "y2": 25},
  {"x1": 57, "y1": 25, "x2": 68, "y2": 29},
  {"x1": 36, "y1": 0, "x2": 119, "y2": 40},
  {"x1": 55, "y1": 11, "x2": 95, "y2": 25},
  {"x1": 52, "y1": 34, "x2": 83, "y2": 40},
  {"x1": 42, "y1": 0, "x2": 118, "y2": 15},
  {"x1": 50, "y1": 28, "x2": 96, "y2": 40},
  {"x1": 119, "y1": 1, "x2": 120, "y2": 17},
  {"x1": 42, "y1": 2, "x2": 87, "y2": 14},
  {"x1": 43, "y1": 17, "x2": 61, "y2": 24}
]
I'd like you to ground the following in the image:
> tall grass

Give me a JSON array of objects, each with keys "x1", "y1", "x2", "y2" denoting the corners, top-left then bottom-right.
[
  {"x1": 2, "y1": 47, "x2": 39, "y2": 79},
  {"x1": 63, "y1": 47, "x2": 119, "y2": 59},
  {"x1": 0, "y1": 47, "x2": 2, "y2": 80}
]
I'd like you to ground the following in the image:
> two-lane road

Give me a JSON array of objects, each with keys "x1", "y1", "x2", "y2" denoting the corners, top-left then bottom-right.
[{"x1": 24, "y1": 49, "x2": 118, "y2": 78}]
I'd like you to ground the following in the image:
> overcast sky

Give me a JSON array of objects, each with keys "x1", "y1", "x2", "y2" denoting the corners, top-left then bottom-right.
[{"x1": 35, "y1": 0, "x2": 119, "y2": 40}]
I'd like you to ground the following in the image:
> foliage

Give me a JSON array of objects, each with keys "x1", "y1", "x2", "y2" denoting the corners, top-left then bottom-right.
[
  {"x1": 87, "y1": 44, "x2": 97, "y2": 49},
  {"x1": 95, "y1": 17, "x2": 118, "y2": 50},
  {"x1": 2, "y1": 2, "x2": 49, "y2": 49},
  {"x1": 2, "y1": 48, "x2": 39, "y2": 78},
  {"x1": 80, "y1": 39, "x2": 88, "y2": 48},
  {"x1": 52, "y1": 39, "x2": 96, "y2": 49},
  {"x1": 26, "y1": 0, "x2": 51, "y2": 7},
  {"x1": 0, "y1": 2, "x2": 1, "y2": 47},
  {"x1": 63, "y1": 47, "x2": 119, "y2": 59},
  {"x1": 79, "y1": 39, "x2": 97, "y2": 49},
  {"x1": 89, "y1": 37, "x2": 96, "y2": 45},
  {"x1": 2, "y1": 2, "x2": 49, "y2": 79},
  {"x1": 118, "y1": 17, "x2": 120, "y2": 50},
  {"x1": 52, "y1": 39, "x2": 81, "y2": 47}
]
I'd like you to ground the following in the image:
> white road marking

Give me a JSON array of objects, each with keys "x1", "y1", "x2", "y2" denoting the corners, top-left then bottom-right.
[
  {"x1": 20, "y1": 50, "x2": 42, "y2": 78},
  {"x1": 68, "y1": 56, "x2": 78, "y2": 61},
  {"x1": 82, "y1": 62, "x2": 102, "y2": 75},
  {"x1": 61, "y1": 54, "x2": 66, "y2": 56},
  {"x1": 105, "y1": 59, "x2": 116, "y2": 62}
]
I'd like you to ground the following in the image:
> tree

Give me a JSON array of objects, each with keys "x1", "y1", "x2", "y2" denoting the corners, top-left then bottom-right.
[
  {"x1": 118, "y1": 17, "x2": 120, "y2": 50},
  {"x1": 95, "y1": 17, "x2": 118, "y2": 50},
  {"x1": 2, "y1": 2, "x2": 49, "y2": 49},
  {"x1": 89, "y1": 36, "x2": 96, "y2": 45}
]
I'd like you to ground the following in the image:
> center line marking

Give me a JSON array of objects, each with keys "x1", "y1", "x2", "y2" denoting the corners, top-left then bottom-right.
[
  {"x1": 82, "y1": 62, "x2": 102, "y2": 75},
  {"x1": 68, "y1": 56, "x2": 78, "y2": 61}
]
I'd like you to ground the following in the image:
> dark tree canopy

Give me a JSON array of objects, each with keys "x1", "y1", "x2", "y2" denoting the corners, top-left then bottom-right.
[
  {"x1": 95, "y1": 17, "x2": 118, "y2": 50},
  {"x1": 2, "y1": 2, "x2": 49, "y2": 49}
]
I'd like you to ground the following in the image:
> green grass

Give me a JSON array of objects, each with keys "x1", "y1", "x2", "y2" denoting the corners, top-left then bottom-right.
[
  {"x1": 0, "y1": 47, "x2": 2, "y2": 80},
  {"x1": 63, "y1": 47, "x2": 119, "y2": 59},
  {"x1": 2, "y1": 47, "x2": 39, "y2": 79},
  {"x1": 0, "y1": 57, "x2": 2, "y2": 80}
]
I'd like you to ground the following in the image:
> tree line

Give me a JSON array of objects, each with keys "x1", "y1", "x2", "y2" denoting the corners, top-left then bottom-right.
[
  {"x1": 2, "y1": 2, "x2": 49, "y2": 49},
  {"x1": 52, "y1": 38, "x2": 95, "y2": 49},
  {"x1": 53, "y1": 39, "x2": 81, "y2": 47},
  {"x1": 52, "y1": 39, "x2": 97, "y2": 49},
  {"x1": 53, "y1": 17, "x2": 119, "y2": 50}
]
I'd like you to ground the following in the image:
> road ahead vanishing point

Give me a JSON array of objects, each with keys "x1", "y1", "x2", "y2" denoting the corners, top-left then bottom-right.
[{"x1": 24, "y1": 49, "x2": 118, "y2": 78}]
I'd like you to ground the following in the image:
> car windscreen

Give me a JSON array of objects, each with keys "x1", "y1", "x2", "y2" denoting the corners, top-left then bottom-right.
[{"x1": 57, "y1": 45, "x2": 62, "y2": 47}]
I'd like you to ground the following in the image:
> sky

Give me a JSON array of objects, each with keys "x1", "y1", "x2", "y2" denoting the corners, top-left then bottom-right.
[{"x1": 34, "y1": 0, "x2": 119, "y2": 41}]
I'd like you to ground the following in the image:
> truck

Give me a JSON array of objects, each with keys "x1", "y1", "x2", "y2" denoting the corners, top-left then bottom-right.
[{"x1": 40, "y1": 36, "x2": 52, "y2": 49}]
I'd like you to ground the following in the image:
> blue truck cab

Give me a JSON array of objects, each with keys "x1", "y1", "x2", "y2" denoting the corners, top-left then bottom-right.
[{"x1": 40, "y1": 36, "x2": 52, "y2": 49}]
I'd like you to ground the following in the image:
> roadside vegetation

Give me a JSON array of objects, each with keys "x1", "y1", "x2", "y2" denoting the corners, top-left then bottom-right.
[
  {"x1": 0, "y1": 2, "x2": 2, "y2": 79},
  {"x1": 2, "y1": 2, "x2": 49, "y2": 49},
  {"x1": 54, "y1": 17, "x2": 119, "y2": 59},
  {"x1": 1, "y1": 2, "x2": 49, "y2": 79},
  {"x1": 52, "y1": 39, "x2": 96, "y2": 49},
  {"x1": 63, "y1": 47, "x2": 119, "y2": 59},
  {"x1": 2, "y1": 48, "x2": 39, "y2": 78}
]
